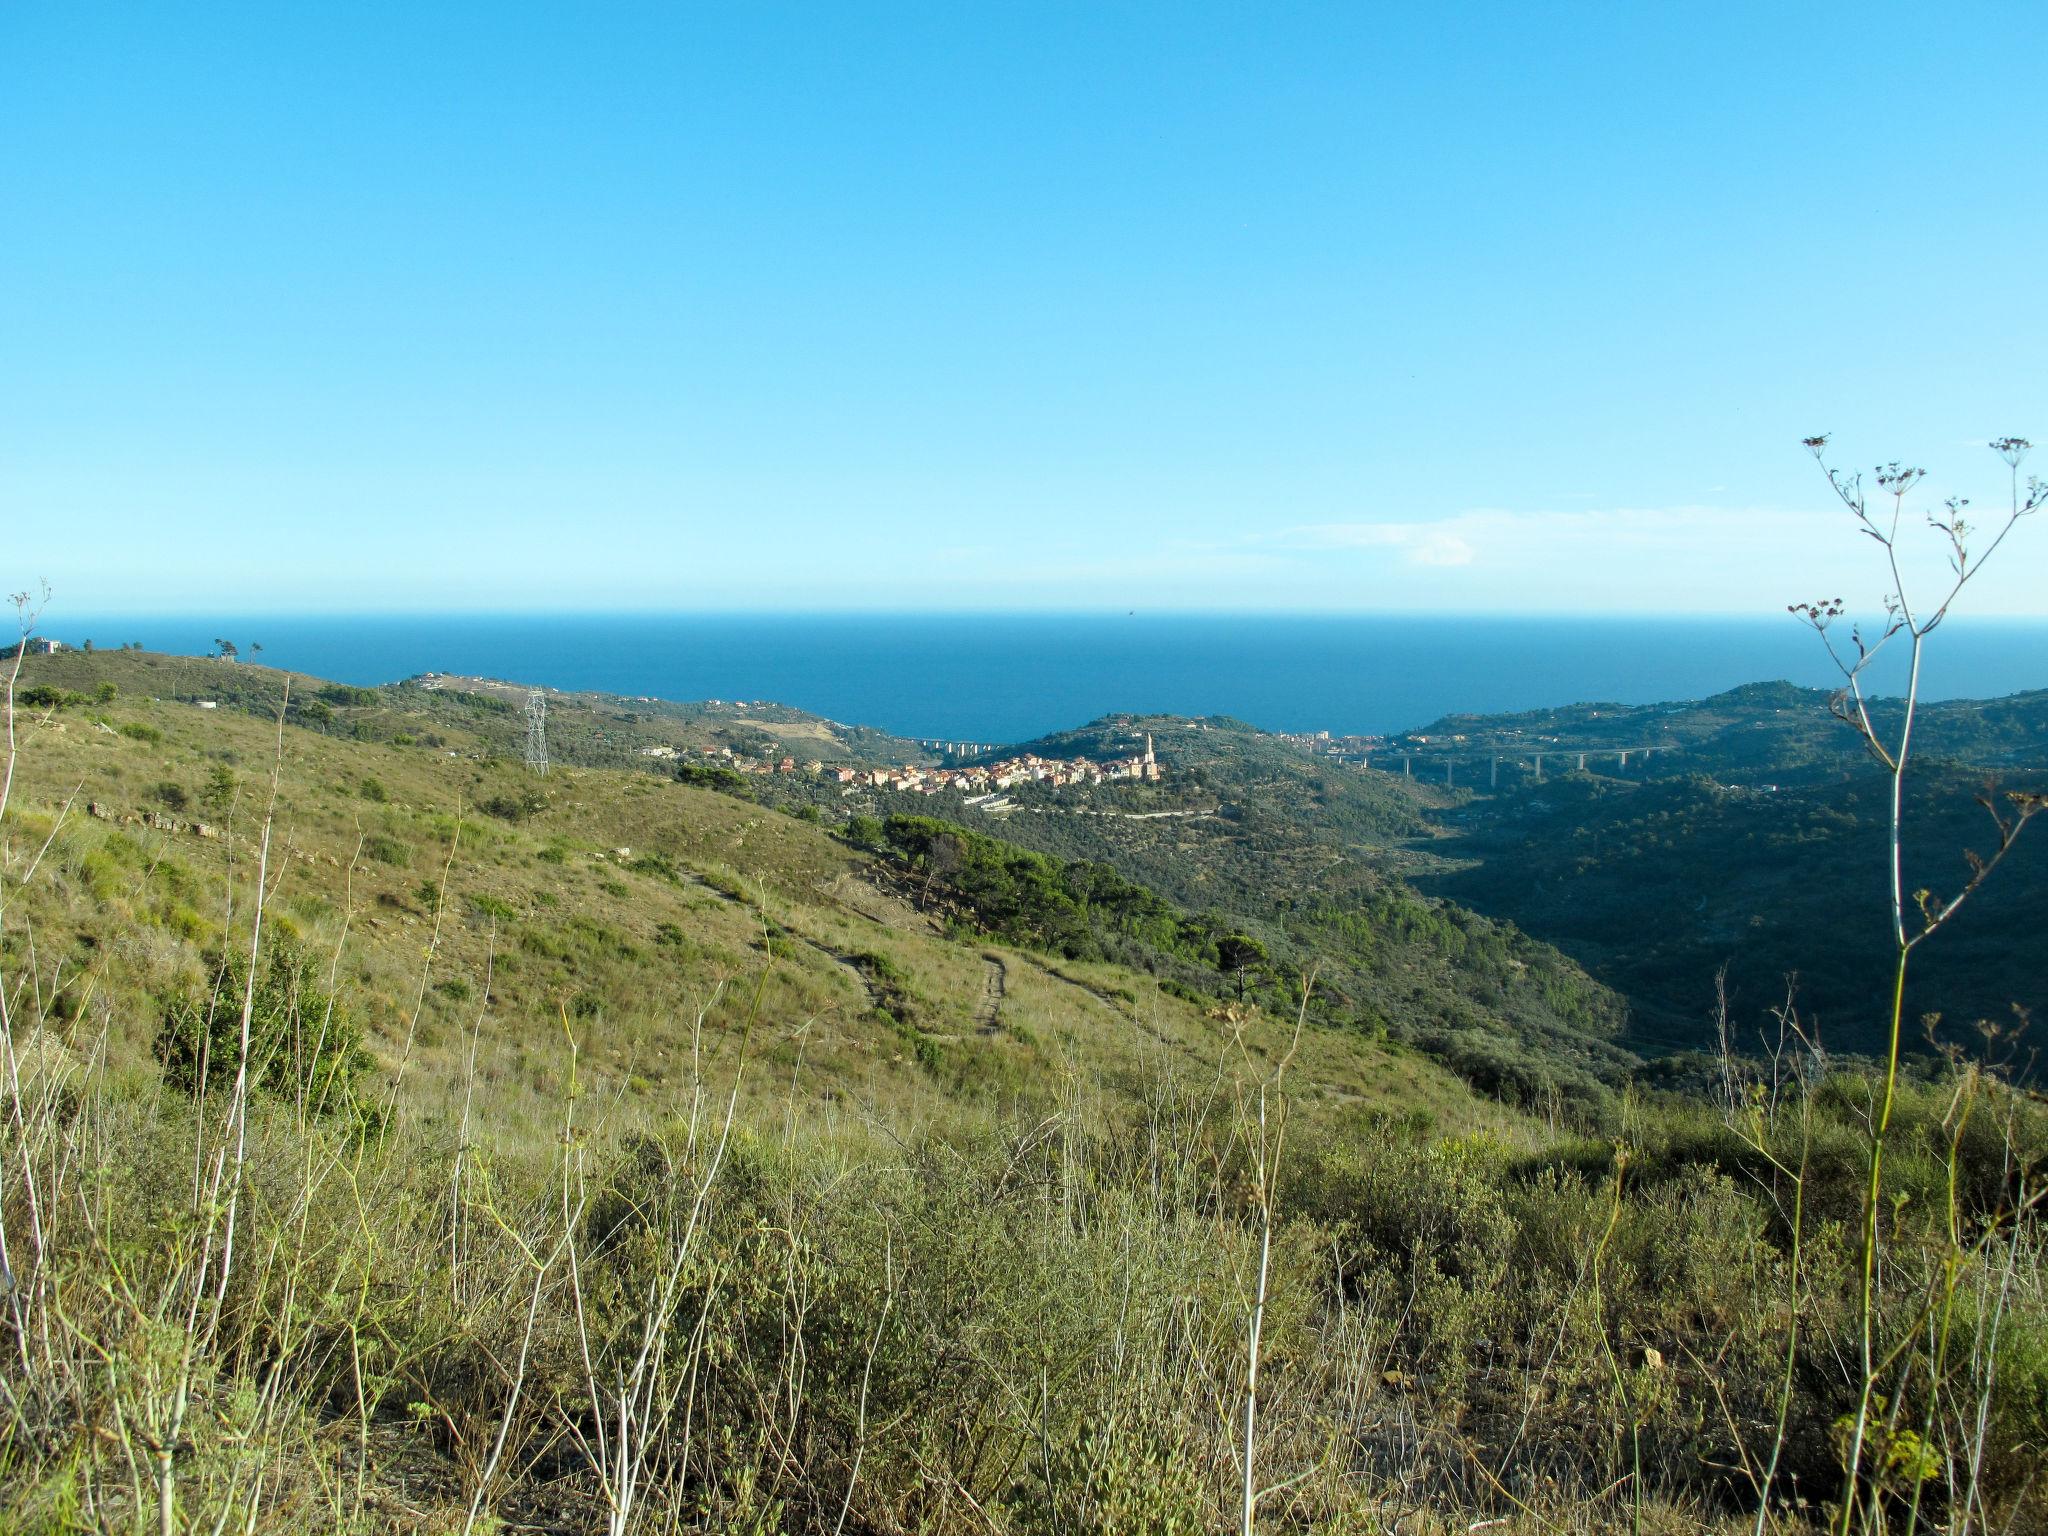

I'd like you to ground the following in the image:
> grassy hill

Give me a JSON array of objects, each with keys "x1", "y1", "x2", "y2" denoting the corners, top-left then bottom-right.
[
  {"x1": 7, "y1": 648, "x2": 1522, "y2": 1145},
  {"x1": 20, "y1": 645, "x2": 936, "y2": 771}
]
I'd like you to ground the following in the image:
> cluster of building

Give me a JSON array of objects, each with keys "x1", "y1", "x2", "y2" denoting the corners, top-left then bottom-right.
[
  {"x1": 644, "y1": 735, "x2": 1166, "y2": 795},
  {"x1": 831, "y1": 735, "x2": 1163, "y2": 794},
  {"x1": 1273, "y1": 727, "x2": 1386, "y2": 760}
]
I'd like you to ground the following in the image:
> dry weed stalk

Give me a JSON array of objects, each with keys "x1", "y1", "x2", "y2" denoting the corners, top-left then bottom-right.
[{"x1": 1798, "y1": 435, "x2": 2045, "y2": 1534}]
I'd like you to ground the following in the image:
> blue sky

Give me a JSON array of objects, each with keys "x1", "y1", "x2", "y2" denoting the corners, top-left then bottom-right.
[{"x1": 5, "y1": 1, "x2": 2045, "y2": 616}]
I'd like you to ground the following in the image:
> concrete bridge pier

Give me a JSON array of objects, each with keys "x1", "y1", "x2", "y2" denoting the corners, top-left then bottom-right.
[
  {"x1": 1532, "y1": 754, "x2": 1543, "y2": 783},
  {"x1": 1404, "y1": 754, "x2": 1412, "y2": 778},
  {"x1": 1577, "y1": 752, "x2": 1586, "y2": 772},
  {"x1": 1490, "y1": 755, "x2": 1499, "y2": 789},
  {"x1": 1445, "y1": 759, "x2": 1454, "y2": 787}
]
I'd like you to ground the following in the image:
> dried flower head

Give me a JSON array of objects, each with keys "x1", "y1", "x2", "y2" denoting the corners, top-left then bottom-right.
[
  {"x1": 1874, "y1": 462, "x2": 1926, "y2": 496},
  {"x1": 1787, "y1": 597, "x2": 1846, "y2": 627},
  {"x1": 1990, "y1": 436, "x2": 2032, "y2": 468}
]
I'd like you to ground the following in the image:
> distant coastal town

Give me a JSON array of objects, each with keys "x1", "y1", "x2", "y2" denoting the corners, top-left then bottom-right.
[{"x1": 643, "y1": 735, "x2": 1166, "y2": 794}]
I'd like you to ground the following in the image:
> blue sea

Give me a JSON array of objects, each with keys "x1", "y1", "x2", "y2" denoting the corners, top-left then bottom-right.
[{"x1": 48, "y1": 614, "x2": 2048, "y2": 744}]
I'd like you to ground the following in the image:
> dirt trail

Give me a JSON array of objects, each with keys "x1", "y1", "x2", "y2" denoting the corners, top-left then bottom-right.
[
  {"x1": 974, "y1": 954, "x2": 1006, "y2": 1034},
  {"x1": 675, "y1": 866, "x2": 882, "y2": 1013},
  {"x1": 793, "y1": 933, "x2": 881, "y2": 1012},
  {"x1": 1014, "y1": 956, "x2": 1186, "y2": 1050}
]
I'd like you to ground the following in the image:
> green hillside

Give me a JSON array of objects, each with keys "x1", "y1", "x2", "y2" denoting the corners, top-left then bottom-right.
[
  {"x1": 1403, "y1": 687, "x2": 2048, "y2": 1065},
  {"x1": 1400, "y1": 681, "x2": 2048, "y2": 784},
  {"x1": 735, "y1": 710, "x2": 1635, "y2": 1111},
  {"x1": 6, "y1": 648, "x2": 1524, "y2": 1144},
  {"x1": 6, "y1": 649, "x2": 2047, "y2": 1534}
]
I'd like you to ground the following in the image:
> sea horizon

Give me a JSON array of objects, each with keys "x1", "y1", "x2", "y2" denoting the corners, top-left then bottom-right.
[{"x1": 35, "y1": 611, "x2": 2048, "y2": 745}]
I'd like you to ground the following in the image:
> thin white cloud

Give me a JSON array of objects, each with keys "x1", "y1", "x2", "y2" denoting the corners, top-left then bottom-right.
[
  {"x1": 1267, "y1": 521, "x2": 1476, "y2": 565},
  {"x1": 1228, "y1": 503, "x2": 2042, "y2": 614},
  {"x1": 1411, "y1": 533, "x2": 1475, "y2": 567}
]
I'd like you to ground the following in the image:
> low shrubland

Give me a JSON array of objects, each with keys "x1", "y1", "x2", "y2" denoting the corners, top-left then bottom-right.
[{"x1": 3, "y1": 960, "x2": 2042, "y2": 1533}]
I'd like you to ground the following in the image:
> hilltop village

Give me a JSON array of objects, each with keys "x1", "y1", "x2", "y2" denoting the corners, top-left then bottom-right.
[{"x1": 643, "y1": 734, "x2": 1166, "y2": 794}]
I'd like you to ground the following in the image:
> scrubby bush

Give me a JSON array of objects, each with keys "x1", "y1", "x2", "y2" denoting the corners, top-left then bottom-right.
[
  {"x1": 156, "y1": 941, "x2": 375, "y2": 1121},
  {"x1": 364, "y1": 833, "x2": 410, "y2": 866}
]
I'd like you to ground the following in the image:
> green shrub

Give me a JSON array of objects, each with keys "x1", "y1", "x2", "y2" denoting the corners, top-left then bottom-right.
[
  {"x1": 479, "y1": 789, "x2": 546, "y2": 821},
  {"x1": 156, "y1": 942, "x2": 375, "y2": 1122},
  {"x1": 364, "y1": 834, "x2": 410, "y2": 866},
  {"x1": 318, "y1": 684, "x2": 380, "y2": 707},
  {"x1": 676, "y1": 761, "x2": 755, "y2": 798}
]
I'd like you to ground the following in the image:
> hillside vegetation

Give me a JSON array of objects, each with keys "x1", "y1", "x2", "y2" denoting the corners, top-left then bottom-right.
[
  {"x1": 3, "y1": 650, "x2": 2044, "y2": 1535},
  {"x1": 756, "y1": 712, "x2": 1635, "y2": 1113},
  {"x1": 1408, "y1": 685, "x2": 2048, "y2": 1064},
  {"x1": 5, "y1": 650, "x2": 1506, "y2": 1142}
]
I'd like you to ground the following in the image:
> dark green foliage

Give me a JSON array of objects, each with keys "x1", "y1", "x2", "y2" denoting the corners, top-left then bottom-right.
[
  {"x1": 1216, "y1": 932, "x2": 1268, "y2": 997},
  {"x1": 18, "y1": 685, "x2": 92, "y2": 709},
  {"x1": 675, "y1": 761, "x2": 756, "y2": 798},
  {"x1": 881, "y1": 814, "x2": 1219, "y2": 968},
  {"x1": 156, "y1": 942, "x2": 375, "y2": 1120},
  {"x1": 626, "y1": 850, "x2": 683, "y2": 882},
  {"x1": 364, "y1": 834, "x2": 410, "y2": 866},
  {"x1": 201, "y1": 764, "x2": 239, "y2": 817},
  {"x1": 318, "y1": 684, "x2": 381, "y2": 708},
  {"x1": 478, "y1": 787, "x2": 545, "y2": 821},
  {"x1": 1431, "y1": 763, "x2": 2047, "y2": 1064},
  {"x1": 119, "y1": 720, "x2": 163, "y2": 744},
  {"x1": 358, "y1": 776, "x2": 389, "y2": 803}
]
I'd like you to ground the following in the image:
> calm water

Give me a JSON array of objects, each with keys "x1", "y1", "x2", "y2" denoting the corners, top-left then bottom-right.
[{"x1": 49, "y1": 614, "x2": 2048, "y2": 743}]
